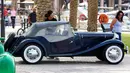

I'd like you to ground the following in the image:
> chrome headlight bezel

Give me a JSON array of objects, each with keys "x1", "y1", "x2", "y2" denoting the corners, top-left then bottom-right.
[{"x1": 113, "y1": 33, "x2": 119, "y2": 39}]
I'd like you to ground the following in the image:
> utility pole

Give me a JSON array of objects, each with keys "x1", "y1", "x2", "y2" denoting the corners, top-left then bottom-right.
[{"x1": 1, "y1": 0, "x2": 5, "y2": 40}]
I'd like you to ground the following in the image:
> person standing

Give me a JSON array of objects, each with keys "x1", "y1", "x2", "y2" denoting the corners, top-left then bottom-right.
[
  {"x1": 110, "y1": 11, "x2": 124, "y2": 40},
  {"x1": 10, "y1": 7, "x2": 17, "y2": 28},
  {"x1": 4, "y1": 7, "x2": 8, "y2": 18},
  {"x1": 64, "y1": 0, "x2": 70, "y2": 9},
  {"x1": 45, "y1": 10, "x2": 57, "y2": 21},
  {"x1": 28, "y1": 8, "x2": 37, "y2": 26}
]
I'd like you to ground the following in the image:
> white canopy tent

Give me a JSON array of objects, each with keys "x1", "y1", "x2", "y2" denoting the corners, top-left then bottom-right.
[
  {"x1": 17, "y1": 0, "x2": 34, "y2": 10},
  {"x1": 0, "y1": 1, "x2": 12, "y2": 5},
  {"x1": 20, "y1": 0, "x2": 34, "y2": 4}
]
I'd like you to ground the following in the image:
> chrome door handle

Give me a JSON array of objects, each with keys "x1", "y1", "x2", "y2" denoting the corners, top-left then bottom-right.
[{"x1": 69, "y1": 41, "x2": 73, "y2": 44}]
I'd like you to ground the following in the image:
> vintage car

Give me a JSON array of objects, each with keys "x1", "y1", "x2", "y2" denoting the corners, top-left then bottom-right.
[{"x1": 4, "y1": 21, "x2": 126, "y2": 64}]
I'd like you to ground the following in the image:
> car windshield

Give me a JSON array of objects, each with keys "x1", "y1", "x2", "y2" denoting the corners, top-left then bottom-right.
[{"x1": 102, "y1": 23, "x2": 110, "y2": 29}]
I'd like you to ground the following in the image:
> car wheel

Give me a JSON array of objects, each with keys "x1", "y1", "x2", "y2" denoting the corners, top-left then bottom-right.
[
  {"x1": 4, "y1": 33, "x2": 15, "y2": 51},
  {"x1": 22, "y1": 44, "x2": 43, "y2": 64},
  {"x1": 103, "y1": 45, "x2": 124, "y2": 64}
]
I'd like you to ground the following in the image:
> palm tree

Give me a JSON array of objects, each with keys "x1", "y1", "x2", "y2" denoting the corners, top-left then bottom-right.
[
  {"x1": 11, "y1": 0, "x2": 18, "y2": 9},
  {"x1": 34, "y1": 0, "x2": 53, "y2": 22},
  {"x1": 69, "y1": 0, "x2": 78, "y2": 30},
  {"x1": 87, "y1": 0, "x2": 98, "y2": 32}
]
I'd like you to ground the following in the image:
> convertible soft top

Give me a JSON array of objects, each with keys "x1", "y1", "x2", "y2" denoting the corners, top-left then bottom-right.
[
  {"x1": 24, "y1": 21, "x2": 70, "y2": 36},
  {"x1": 33, "y1": 21, "x2": 69, "y2": 28}
]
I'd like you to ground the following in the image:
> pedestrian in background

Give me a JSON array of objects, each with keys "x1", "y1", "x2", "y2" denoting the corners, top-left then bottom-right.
[
  {"x1": 28, "y1": 8, "x2": 37, "y2": 26},
  {"x1": 110, "y1": 11, "x2": 124, "y2": 40},
  {"x1": 11, "y1": 7, "x2": 17, "y2": 28},
  {"x1": 4, "y1": 7, "x2": 8, "y2": 18},
  {"x1": 45, "y1": 10, "x2": 57, "y2": 21},
  {"x1": 64, "y1": 0, "x2": 70, "y2": 10},
  {"x1": 4, "y1": 7, "x2": 9, "y2": 26}
]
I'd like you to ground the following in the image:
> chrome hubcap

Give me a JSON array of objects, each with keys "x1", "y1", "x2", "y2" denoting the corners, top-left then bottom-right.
[
  {"x1": 106, "y1": 46, "x2": 123, "y2": 63},
  {"x1": 108, "y1": 48, "x2": 120, "y2": 60},
  {"x1": 27, "y1": 48, "x2": 39, "y2": 59},
  {"x1": 24, "y1": 45, "x2": 42, "y2": 63}
]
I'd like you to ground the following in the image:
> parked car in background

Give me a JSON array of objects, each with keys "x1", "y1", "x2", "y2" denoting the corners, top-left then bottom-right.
[{"x1": 4, "y1": 21, "x2": 126, "y2": 64}]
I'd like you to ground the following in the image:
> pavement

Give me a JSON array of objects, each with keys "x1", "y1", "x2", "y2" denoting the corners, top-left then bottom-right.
[{"x1": 15, "y1": 55, "x2": 130, "y2": 73}]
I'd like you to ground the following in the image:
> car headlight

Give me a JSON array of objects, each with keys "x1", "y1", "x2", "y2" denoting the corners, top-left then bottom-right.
[{"x1": 113, "y1": 33, "x2": 119, "y2": 39}]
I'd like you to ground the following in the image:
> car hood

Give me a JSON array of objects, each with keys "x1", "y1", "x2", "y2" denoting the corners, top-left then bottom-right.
[{"x1": 74, "y1": 32, "x2": 114, "y2": 48}]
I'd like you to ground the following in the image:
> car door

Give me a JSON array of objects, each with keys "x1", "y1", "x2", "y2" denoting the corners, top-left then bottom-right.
[
  {"x1": 44, "y1": 24, "x2": 81, "y2": 54},
  {"x1": 51, "y1": 34, "x2": 82, "y2": 54},
  {"x1": 51, "y1": 37, "x2": 74, "y2": 54}
]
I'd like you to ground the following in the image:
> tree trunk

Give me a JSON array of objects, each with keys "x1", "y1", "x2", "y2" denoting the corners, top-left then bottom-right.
[
  {"x1": 69, "y1": 0, "x2": 78, "y2": 30},
  {"x1": 87, "y1": 0, "x2": 98, "y2": 32},
  {"x1": 34, "y1": 0, "x2": 53, "y2": 22},
  {"x1": 11, "y1": 0, "x2": 18, "y2": 9}
]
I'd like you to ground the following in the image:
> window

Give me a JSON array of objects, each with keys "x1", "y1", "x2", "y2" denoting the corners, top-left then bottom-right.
[{"x1": 45, "y1": 24, "x2": 68, "y2": 36}]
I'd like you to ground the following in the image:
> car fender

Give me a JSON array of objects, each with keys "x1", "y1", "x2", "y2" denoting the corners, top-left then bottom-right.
[
  {"x1": 89, "y1": 39, "x2": 124, "y2": 51},
  {"x1": 97, "y1": 39, "x2": 124, "y2": 47},
  {"x1": 14, "y1": 39, "x2": 48, "y2": 56},
  {"x1": 74, "y1": 39, "x2": 124, "y2": 56}
]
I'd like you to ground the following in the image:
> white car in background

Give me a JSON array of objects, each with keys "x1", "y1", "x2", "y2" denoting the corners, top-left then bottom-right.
[{"x1": 60, "y1": 2, "x2": 88, "y2": 21}]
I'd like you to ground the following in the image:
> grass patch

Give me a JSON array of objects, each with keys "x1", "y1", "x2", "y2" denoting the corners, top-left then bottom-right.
[{"x1": 122, "y1": 33, "x2": 130, "y2": 53}]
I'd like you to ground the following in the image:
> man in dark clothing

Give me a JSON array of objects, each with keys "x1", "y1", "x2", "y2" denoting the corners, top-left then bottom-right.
[{"x1": 28, "y1": 8, "x2": 37, "y2": 26}]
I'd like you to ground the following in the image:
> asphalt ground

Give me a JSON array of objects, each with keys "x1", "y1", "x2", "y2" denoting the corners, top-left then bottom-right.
[{"x1": 15, "y1": 55, "x2": 130, "y2": 73}]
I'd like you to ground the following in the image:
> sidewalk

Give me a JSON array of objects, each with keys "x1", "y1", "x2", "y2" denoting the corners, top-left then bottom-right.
[
  {"x1": 5, "y1": 16, "x2": 21, "y2": 39},
  {"x1": 5, "y1": 26, "x2": 21, "y2": 38}
]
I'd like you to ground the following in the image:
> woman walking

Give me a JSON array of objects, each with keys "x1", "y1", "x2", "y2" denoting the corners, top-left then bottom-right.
[{"x1": 11, "y1": 7, "x2": 16, "y2": 28}]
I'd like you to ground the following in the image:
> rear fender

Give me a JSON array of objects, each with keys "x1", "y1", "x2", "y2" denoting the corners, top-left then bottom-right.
[{"x1": 14, "y1": 39, "x2": 48, "y2": 56}]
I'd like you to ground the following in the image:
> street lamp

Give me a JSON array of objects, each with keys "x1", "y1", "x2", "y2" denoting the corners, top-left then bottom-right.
[{"x1": 1, "y1": 0, "x2": 5, "y2": 40}]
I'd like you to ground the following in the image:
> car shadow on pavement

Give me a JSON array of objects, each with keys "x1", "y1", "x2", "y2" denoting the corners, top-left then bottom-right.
[{"x1": 16, "y1": 60, "x2": 107, "y2": 65}]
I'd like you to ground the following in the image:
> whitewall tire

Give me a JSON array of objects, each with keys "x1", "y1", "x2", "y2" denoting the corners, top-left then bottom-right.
[
  {"x1": 104, "y1": 45, "x2": 124, "y2": 64},
  {"x1": 22, "y1": 44, "x2": 43, "y2": 64}
]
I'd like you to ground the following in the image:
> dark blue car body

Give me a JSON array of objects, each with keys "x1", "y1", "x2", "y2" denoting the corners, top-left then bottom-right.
[{"x1": 5, "y1": 21, "x2": 125, "y2": 64}]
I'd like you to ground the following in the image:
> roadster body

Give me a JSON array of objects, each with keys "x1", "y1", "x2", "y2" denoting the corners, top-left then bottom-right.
[{"x1": 4, "y1": 21, "x2": 125, "y2": 64}]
